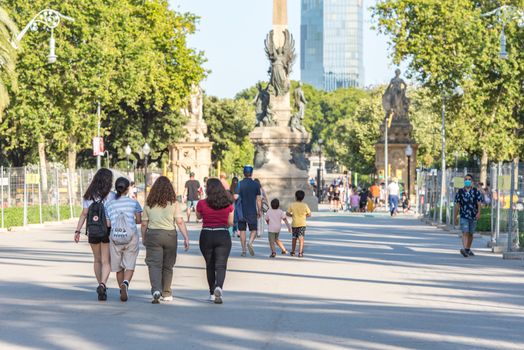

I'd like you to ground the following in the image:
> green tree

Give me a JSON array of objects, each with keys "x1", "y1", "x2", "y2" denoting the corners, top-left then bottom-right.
[
  {"x1": 203, "y1": 96, "x2": 255, "y2": 175},
  {"x1": 0, "y1": 7, "x2": 17, "y2": 120},
  {"x1": 2, "y1": 0, "x2": 205, "y2": 170},
  {"x1": 373, "y1": 0, "x2": 524, "y2": 183}
]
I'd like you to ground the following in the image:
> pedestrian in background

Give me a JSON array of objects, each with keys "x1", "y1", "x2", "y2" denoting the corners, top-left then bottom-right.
[
  {"x1": 184, "y1": 172, "x2": 200, "y2": 223},
  {"x1": 196, "y1": 178, "x2": 234, "y2": 304},
  {"x1": 388, "y1": 178, "x2": 400, "y2": 216},
  {"x1": 141, "y1": 176, "x2": 190, "y2": 304},
  {"x1": 105, "y1": 177, "x2": 142, "y2": 302},
  {"x1": 254, "y1": 178, "x2": 269, "y2": 238},
  {"x1": 454, "y1": 174, "x2": 483, "y2": 258},
  {"x1": 220, "y1": 172, "x2": 230, "y2": 191},
  {"x1": 74, "y1": 168, "x2": 114, "y2": 301}
]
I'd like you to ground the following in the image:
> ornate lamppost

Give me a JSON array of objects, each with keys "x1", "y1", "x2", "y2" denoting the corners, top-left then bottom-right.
[
  {"x1": 143, "y1": 143, "x2": 151, "y2": 200},
  {"x1": 125, "y1": 145, "x2": 132, "y2": 177},
  {"x1": 481, "y1": 5, "x2": 524, "y2": 59},
  {"x1": 12, "y1": 9, "x2": 75, "y2": 64},
  {"x1": 405, "y1": 144, "x2": 413, "y2": 200}
]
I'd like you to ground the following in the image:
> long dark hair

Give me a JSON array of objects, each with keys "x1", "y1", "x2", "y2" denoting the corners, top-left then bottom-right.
[
  {"x1": 115, "y1": 177, "x2": 130, "y2": 199},
  {"x1": 83, "y1": 168, "x2": 113, "y2": 201},
  {"x1": 230, "y1": 176, "x2": 239, "y2": 194},
  {"x1": 206, "y1": 178, "x2": 233, "y2": 209},
  {"x1": 147, "y1": 176, "x2": 176, "y2": 208}
]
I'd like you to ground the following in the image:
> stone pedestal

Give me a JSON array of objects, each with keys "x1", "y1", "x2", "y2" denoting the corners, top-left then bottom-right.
[{"x1": 250, "y1": 126, "x2": 318, "y2": 211}]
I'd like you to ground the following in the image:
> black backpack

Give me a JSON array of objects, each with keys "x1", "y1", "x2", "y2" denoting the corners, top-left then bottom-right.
[{"x1": 86, "y1": 200, "x2": 109, "y2": 238}]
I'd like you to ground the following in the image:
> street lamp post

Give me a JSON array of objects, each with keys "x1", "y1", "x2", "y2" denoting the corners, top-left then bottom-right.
[
  {"x1": 439, "y1": 86, "x2": 464, "y2": 224},
  {"x1": 12, "y1": 9, "x2": 74, "y2": 64},
  {"x1": 125, "y1": 145, "x2": 132, "y2": 177},
  {"x1": 384, "y1": 116, "x2": 389, "y2": 210},
  {"x1": 405, "y1": 144, "x2": 413, "y2": 200},
  {"x1": 481, "y1": 5, "x2": 524, "y2": 60},
  {"x1": 143, "y1": 143, "x2": 151, "y2": 201},
  {"x1": 317, "y1": 139, "x2": 324, "y2": 203}
]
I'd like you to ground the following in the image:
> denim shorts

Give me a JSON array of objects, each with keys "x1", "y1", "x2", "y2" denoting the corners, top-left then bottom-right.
[{"x1": 460, "y1": 218, "x2": 477, "y2": 234}]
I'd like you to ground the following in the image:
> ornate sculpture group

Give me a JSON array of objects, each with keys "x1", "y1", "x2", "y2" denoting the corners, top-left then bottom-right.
[
  {"x1": 265, "y1": 29, "x2": 296, "y2": 97},
  {"x1": 254, "y1": 28, "x2": 308, "y2": 132},
  {"x1": 382, "y1": 69, "x2": 410, "y2": 121}
]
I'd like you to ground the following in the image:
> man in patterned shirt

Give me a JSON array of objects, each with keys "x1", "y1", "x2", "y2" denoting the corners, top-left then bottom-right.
[{"x1": 454, "y1": 174, "x2": 483, "y2": 257}]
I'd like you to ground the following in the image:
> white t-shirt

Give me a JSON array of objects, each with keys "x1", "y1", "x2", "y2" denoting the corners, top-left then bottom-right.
[
  {"x1": 83, "y1": 191, "x2": 116, "y2": 209},
  {"x1": 265, "y1": 208, "x2": 286, "y2": 233},
  {"x1": 388, "y1": 182, "x2": 400, "y2": 196}
]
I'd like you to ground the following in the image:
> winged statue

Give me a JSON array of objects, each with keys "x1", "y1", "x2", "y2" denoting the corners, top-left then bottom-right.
[{"x1": 264, "y1": 29, "x2": 296, "y2": 96}]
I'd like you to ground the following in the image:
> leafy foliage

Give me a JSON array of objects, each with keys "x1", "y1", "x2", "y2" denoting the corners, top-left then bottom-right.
[
  {"x1": 202, "y1": 95, "x2": 255, "y2": 175},
  {"x1": 1, "y1": 0, "x2": 205, "y2": 168}
]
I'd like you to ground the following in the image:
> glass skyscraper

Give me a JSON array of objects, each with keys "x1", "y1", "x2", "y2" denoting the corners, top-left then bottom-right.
[{"x1": 301, "y1": 0, "x2": 364, "y2": 91}]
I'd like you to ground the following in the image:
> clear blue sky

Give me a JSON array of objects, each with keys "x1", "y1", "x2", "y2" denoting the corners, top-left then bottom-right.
[{"x1": 169, "y1": 0, "x2": 397, "y2": 98}]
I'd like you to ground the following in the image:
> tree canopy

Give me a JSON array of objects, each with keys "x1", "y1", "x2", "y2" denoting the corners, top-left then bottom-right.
[{"x1": 1, "y1": 0, "x2": 205, "y2": 168}]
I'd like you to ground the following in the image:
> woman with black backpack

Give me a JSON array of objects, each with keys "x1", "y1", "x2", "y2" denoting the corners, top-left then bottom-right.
[{"x1": 74, "y1": 168, "x2": 114, "y2": 301}]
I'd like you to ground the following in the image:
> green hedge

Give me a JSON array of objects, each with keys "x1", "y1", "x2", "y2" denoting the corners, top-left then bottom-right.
[{"x1": 1, "y1": 205, "x2": 81, "y2": 229}]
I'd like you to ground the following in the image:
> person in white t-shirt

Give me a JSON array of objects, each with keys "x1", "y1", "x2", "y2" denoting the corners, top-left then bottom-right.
[
  {"x1": 387, "y1": 178, "x2": 400, "y2": 216},
  {"x1": 265, "y1": 198, "x2": 291, "y2": 258}
]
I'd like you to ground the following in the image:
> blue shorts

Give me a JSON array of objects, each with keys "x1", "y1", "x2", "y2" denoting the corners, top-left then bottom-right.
[
  {"x1": 186, "y1": 200, "x2": 199, "y2": 210},
  {"x1": 238, "y1": 214, "x2": 258, "y2": 231},
  {"x1": 460, "y1": 218, "x2": 477, "y2": 234}
]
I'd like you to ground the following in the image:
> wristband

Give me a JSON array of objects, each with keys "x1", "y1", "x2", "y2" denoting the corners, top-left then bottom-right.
[{"x1": 75, "y1": 230, "x2": 81, "y2": 234}]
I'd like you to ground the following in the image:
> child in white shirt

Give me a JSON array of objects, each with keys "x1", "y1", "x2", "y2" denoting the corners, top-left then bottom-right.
[{"x1": 265, "y1": 198, "x2": 291, "y2": 258}]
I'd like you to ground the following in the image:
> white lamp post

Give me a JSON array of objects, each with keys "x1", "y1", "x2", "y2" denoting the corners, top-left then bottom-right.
[
  {"x1": 125, "y1": 145, "x2": 132, "y2": 177},
  {"x1": 12, "y1": 9, "x2": 74, "y2": 64},
  {"x1": 143, "y1": 143, "x2": 151, "y2": 200},
  {"x1": 481, "y1": 5, "x2": 524, "y2": 60},
  {"x1": 405, "y1": 144, "x2": 413, "y2": 200}
]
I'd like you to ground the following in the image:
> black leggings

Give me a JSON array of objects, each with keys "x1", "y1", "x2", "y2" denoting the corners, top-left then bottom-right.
[{"x1": 199, "y1": 229, "x2": 232, "y2": 294}]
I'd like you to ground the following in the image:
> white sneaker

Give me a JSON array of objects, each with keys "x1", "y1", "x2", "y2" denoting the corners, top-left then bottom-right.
[
  {"x1": 214, "y1": 287, "x2": 223, "y2": 304},
  {"x1": 152, "y1": 291, "x2": 161, "y2": 304},
  {"x1": 161, "y1": 295, "x2": 173, "y2": 302},
  {"x1": 207, "y1": 294, "x2": 215, "y2": 302}
]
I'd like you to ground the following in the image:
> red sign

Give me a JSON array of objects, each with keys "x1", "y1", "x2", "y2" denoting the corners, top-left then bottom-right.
[{"x1": 93, "y1": 137, "x2": 105, "y2": 156}]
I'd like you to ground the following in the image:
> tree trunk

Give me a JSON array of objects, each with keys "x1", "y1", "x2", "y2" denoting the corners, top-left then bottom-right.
[
  {"x1": 479, "y1": 149, "x2": 488, "y2": 187},
  {"x1": 38, "y1": 140, "x2": 48, "y2": 202}
]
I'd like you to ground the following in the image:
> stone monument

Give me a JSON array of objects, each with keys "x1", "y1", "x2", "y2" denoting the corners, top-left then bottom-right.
[
  {"x1": 169, "y1": 86, "x2": 213, "y2": 195},
  {"x1": 249, "y1": 0, "x2": 317, "y2": 210},
  {"x1": 375, "y1": 70, "x2": 417, "y2": 197}
]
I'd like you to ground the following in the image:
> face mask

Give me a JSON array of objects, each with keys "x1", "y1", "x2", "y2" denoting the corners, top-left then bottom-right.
[{"x1": 464, "y1": 180, "x2": 472, "y2": 187}]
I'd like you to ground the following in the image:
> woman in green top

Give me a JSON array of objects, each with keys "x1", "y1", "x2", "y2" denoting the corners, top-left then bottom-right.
[{"x1": 141, "y1": 176, "x2": 190, "y2": 304}]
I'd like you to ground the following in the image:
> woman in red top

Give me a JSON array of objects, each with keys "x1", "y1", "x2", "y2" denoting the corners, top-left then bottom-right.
[{"x1": 196, "y1": 178, "x2": 234, "y2": 304}]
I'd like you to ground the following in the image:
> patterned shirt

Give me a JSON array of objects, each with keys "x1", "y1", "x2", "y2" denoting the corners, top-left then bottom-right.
[{"x1": 454, "y1": 188, "x2": 483, "y2": 220}]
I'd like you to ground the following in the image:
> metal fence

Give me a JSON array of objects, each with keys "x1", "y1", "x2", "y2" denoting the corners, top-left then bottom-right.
[
  {"x1": 416, "y1": 162, "x2": 524, "y2": 252},
  {"x1": 0, "y1": 165, "x2": 163, "y2": 229}
]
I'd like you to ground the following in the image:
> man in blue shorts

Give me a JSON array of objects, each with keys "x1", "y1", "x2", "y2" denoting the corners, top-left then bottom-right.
[
  {"x1": 454, "y1": 174, "x2": 483, "y2": 257},
  {"x1": 237, "y1": 165, "x2": 262, "y2": 256},
  {"x1": 184, "y1": 173, "x2": 201, "y2": 223}
]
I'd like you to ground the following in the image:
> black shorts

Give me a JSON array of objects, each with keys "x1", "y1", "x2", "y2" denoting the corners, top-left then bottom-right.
[
  {"x1": 88, "y1": 234, "x2": 110, "y2": 244},
  {"x1": 238, "y1": 214, "x2": 258, "y2": 231}
]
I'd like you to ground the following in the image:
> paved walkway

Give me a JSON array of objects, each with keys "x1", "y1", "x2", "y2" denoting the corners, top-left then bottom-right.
[{"x1": 1, "y1": 213, "x2": 524, "y2": 350}]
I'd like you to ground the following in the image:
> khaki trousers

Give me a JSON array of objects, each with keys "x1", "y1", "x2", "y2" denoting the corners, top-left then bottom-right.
[{"x1": 145, "y1": 229, "x2": 178, "y2": 297}]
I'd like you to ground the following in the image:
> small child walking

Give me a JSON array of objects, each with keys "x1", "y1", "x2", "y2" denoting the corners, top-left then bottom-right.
[
  {"x1": 286, "y1": 190, "x2": 312, "y2": 258},
  {"x1": 265, "y1": 198, "x2": 291, "y2": 258}
]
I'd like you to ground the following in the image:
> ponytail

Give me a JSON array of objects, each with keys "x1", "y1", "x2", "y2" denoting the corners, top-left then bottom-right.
[{"x1": 114, "y1": 177, "x2": 130, "y2": 199}]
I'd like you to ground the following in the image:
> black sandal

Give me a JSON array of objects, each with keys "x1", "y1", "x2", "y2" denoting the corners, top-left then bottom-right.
[
  {"x1": 270, "y1": 252, "x2": 276, "y2": 258},
  {"x1": 290, "y1": 251, "x2": 295, "y2": 256},
  {"x1": 298, "y1": 252, "x2": 303, "y2": 258}
]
